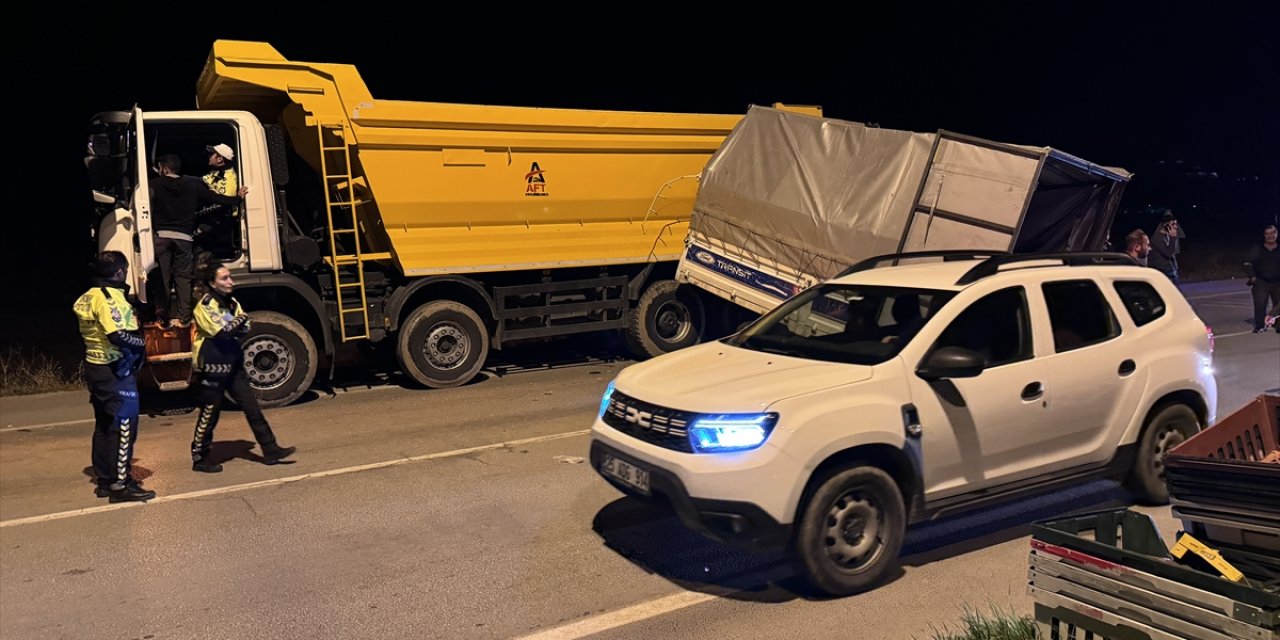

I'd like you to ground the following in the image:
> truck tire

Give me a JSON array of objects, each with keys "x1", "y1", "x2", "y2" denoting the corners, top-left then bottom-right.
[
  {"x1": 397, "y1": 300, "x2": 489, "y2": 388},
  {"x1": 794, "y1": 465, "x2": 905, "y2": 597},
  {"x1": 1126, "y1": 403, "x2": 1199, "y2": 504},
  {"x1": 626, "y1": 280, "x2": 705, "y2": 359},
  {"x1": 238, "y1": 311, "x2": 318, "y2": 408}
]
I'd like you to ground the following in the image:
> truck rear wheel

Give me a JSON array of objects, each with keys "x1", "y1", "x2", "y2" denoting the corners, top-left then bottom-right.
[
  {"x1": 397, "y1": 301, "x2": 489, "y2": 388},
  {"x1": 626, "y1": 280, "x2": 705, "y2": 358},
  {"x1": 794, "y1": 465, "x2": 905, "y2": 596},
  {"x1": 239, "y1": 311, "x2": 318, "y2": 408}
]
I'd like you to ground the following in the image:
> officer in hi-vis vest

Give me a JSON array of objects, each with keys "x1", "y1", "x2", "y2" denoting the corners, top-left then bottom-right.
[
  {"x1": 73, "y1": 251, "x2": 156, "y2": 502},
  {"x1": 190, "y1": 262, "x2": 295, "y2": 472}
]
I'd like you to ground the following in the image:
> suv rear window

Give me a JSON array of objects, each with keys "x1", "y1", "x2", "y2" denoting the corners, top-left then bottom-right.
[
  {"x1": 1113, "y1": 281, "x2": 1166, "y2": 327},
  {"x1": 1042, "y1": 280, "x2": 1121, "y2": 352}
]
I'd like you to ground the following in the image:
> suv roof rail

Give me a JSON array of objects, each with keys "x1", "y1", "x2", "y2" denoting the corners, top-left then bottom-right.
[
  {"x1": 955, "y1": 252, "x2": 1138, "y2": 285},
  {"x1": 836, "y1": 250, "x2": 1010, "y2": 278}
]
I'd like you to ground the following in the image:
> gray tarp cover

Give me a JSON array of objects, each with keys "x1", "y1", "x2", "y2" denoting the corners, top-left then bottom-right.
[
  {"x1": 686, "y1": 106, "x2": 1131, "y2": 290},
  {"x1": 690, "y1": 108, "x2": 933, "y2": 281}
]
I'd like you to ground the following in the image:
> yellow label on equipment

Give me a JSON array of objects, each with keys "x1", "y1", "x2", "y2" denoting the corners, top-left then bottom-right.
[{"x1": 1171, "y1": 533, "x2": 1245, "y2": 583}]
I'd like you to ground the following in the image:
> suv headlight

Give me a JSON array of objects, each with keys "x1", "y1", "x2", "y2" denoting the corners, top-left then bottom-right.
[
  {"x1": 689, "y1": 413, "x2": 779, "y2": 453},
  {"x1": 598, "y1": 380, "x2": 617, "y2": 419}
]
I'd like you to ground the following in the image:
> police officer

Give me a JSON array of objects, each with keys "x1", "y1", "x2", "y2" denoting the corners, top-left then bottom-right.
[
  {"x1": 190, "y1": 262, "x2": 295, "y2": 472},
  {"x1": 196, "y1": 143, "x2": 240, "y2": 264},
  {"x1": 73, "y1": 251, "x2": 155, "y2": 502}
]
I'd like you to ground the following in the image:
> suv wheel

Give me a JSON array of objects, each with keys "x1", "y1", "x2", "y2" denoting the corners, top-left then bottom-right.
[
  {"x1": 794, "y1": 466, "x2": 905, "y2": 596},
  {"x1": 1126, "y1": 404, "x2": 1199, "y2": 504}
]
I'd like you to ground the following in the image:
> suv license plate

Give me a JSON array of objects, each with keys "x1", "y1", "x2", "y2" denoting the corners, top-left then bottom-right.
[{"x1": 601, "y1": 455, "x2": 651, "y2": 495}]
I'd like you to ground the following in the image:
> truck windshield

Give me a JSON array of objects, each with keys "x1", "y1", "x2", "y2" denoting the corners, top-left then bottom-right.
[{"x1": 724, "y1": 284, "x2": 956, "y2": 365}]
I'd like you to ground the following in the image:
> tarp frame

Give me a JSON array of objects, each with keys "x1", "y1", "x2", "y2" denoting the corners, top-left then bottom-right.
[{"x1": 894, "y1": 129, "x2": 1050, "y2": 258}]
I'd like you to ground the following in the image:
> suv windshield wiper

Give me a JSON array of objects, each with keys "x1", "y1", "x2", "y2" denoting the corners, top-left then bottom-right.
[
  {"x1": 739, "y1": 335, "x2": 807, "y2": 358},
  {"x1": 756, "y1": 346, "x2": 807, "y2": 358}
]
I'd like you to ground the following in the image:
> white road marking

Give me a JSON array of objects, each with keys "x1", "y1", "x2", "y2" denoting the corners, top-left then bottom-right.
[
  {"x1": 0, "y1": 429, "x2": 590, "y2": 528},
  {"x1": 1215, "y1": 329, "x2": 1263, "y2": 339},
  {"x1": 1185, "y1": 291, "x2": 1249, "y2": 301},
  {"x1": 513, "y1": 591, "x2": 718, "y2": 640},
  {"x1": 0, "y1": 418, "x2": 94, "y2": 433}
]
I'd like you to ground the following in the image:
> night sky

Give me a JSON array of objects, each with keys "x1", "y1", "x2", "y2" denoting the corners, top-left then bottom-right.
[{"x1": 5, "y1": 3, "x2": 1278, "y2": 351}]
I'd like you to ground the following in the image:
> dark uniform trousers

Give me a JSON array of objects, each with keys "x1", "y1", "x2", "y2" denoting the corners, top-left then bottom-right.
[
  {"x1": 1252, "y1": 278, "x2": 1280, "y2": 330},
  {"x1": 85, "y1": 362, "x2": 140, "y2": 489},
  {"x1": 191, "y1": 366, "x2": 278, "y2": 463}
]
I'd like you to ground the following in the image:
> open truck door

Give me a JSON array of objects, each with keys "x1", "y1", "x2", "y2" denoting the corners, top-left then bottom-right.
[{"x1": 87, "y1": 107, "x2": 155, "y2": 298}]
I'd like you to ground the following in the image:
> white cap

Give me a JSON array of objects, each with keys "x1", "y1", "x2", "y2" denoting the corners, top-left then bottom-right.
[{"x1": 206, "y1": 143, "x2": 235, "y2": 161}]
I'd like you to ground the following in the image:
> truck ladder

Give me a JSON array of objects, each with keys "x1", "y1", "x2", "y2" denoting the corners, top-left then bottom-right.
[{"x1": 316, "y1": 120, "x2": 370, "y2": 341}]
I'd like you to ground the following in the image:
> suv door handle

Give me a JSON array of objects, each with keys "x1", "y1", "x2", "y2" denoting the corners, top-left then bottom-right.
[
  {"x1": 1118, "y1": 359, "x2": 1136, "y2": 376},
  {"x1": 1021, "y1": 382, "x2": 1043, "y2": 401}
]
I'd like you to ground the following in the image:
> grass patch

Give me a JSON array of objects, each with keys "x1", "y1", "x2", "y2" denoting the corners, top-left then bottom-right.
[
  {"x1": 1178, "y1": 240, "x2": 1253, "y2": 283},
  {"x1": 0, "y1": 347, "x2": 83, "y2": 396},
  {"x1": 929, "y1": 605, "x2": 1037, "y2": 640}
]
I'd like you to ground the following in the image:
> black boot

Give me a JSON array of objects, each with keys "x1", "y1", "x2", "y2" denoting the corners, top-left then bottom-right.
[
  {"x1": 108, "y1": 481, "x2": 156, "y2": 503},
  {"x1": 262, "y1": 443, "x2": 296, "y2": 464},
  {"x1": 192, "y1": 459, "x2": 224, "y2": 473}
]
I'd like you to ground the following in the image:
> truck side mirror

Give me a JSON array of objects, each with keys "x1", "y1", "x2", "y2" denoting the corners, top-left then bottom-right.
[
  {"x1": 89, "y1": 133, "x2": 112, "y2": 158},
  {"x1": 916, "y1": 346, "x2": 985, "y2": 381}
]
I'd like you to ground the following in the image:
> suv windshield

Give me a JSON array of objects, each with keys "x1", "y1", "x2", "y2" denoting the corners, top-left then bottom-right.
[{"x1": 725, "y1": 284, "x2": 956, "y2": 365}]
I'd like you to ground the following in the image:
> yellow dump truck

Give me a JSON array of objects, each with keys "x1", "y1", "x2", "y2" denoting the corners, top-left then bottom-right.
[{"x1": 85, "y1": 40, "x2": 792, "y2": 406}]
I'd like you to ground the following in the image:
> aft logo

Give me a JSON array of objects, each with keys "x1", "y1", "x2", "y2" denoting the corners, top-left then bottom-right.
[{"x1": 524, "y1": 162, "x2": 548, "y2": 197}]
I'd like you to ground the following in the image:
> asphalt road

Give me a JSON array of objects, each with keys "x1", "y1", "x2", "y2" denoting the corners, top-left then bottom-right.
[{"x1": 1, "y1": 280, "x2": 1276, "y2": 640}]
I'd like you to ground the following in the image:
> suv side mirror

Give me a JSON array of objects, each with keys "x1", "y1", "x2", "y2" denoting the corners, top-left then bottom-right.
[{"x1": 916, "y1": 346, "x2": 985, "y2": 381}]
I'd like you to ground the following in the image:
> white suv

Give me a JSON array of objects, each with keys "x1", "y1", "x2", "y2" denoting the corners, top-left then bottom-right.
[{"x1": 590, "y1": 251, "x2": 1217, "y2": 596}]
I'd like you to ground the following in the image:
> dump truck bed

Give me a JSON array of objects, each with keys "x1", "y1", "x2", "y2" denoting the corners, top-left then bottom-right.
[{"x1": 196, "y1": 40, "x2": 743, "y2": 275}]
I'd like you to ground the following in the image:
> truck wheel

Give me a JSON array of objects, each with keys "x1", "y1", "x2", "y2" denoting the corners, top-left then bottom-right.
[
  {"x1": 626, "y1": 280, "x2": 705, "y2": 358},
  {"x1": 794, "y1": 466, "x2": 905, "y2": 597},
  {"x1": 397, "y1": 301, "x2": 489, "y2": 388},
  {"x1": 1126, "y1": 404, "x2": 1199, "y2": 504},
  {"x1": 238, "y1": 311, "x2": 318, "y2": 408}
]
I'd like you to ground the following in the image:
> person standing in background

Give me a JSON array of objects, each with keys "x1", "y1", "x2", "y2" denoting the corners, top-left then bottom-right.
[
  {"x1": 1124, "y1": 229, "x2": 1151, "y2": 267},
  {"x1": 1148, "y1": 210, "x2": 1185, "y2": 283},
  {"x1": 1244, "y1": 224, "x2": 1280, "y2": 333}
]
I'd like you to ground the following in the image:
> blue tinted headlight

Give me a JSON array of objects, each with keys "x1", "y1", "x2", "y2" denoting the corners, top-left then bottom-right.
[
  {"x1": 598, "y1": 380, "x2": 617, "y2": 419},
  {"x1": 689, "y1": 413, "x2": 778, "y2": 453}
]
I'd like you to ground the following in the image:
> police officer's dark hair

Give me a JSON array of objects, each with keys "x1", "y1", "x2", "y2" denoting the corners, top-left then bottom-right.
[
  {"x1": 91, "y1": 251, "x2": 128, "y2": 279},
  {"x1": 156, "y1": 154, "x2": 182, "y2": 174},
  {"x1": 197, "y1": 262, "x2": 230, "y2": 286}
]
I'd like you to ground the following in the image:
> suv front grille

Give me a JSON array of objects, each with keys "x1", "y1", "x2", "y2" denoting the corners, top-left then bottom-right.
[{"x1": 601, "y1": 391, "x2": 695, "y2": 453}]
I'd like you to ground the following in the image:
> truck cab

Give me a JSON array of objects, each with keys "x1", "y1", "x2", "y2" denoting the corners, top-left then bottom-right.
[{"x1": 87, "y1": 107, "x2": 325, "y2": 405}]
